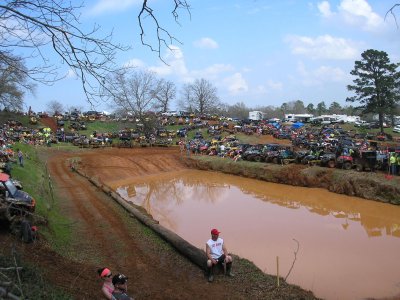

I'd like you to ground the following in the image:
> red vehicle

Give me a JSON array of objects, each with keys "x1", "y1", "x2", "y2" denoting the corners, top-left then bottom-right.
[{"x1": 336, "y1": 155, "x2": 353, "y2": 170}]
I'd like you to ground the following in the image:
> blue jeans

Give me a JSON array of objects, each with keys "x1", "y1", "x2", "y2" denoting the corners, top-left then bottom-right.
[{"x1": 390, "y1": 164, "x2": 397, "y2": 175}]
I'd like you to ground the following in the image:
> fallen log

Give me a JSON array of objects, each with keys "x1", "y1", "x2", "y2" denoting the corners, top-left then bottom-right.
[{"x1": 76, "y1": 169, "x2": 208, "y2": 270}]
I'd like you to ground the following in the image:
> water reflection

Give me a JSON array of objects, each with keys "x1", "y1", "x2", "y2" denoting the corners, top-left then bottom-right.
[
  {"x1": 115, "y1": 171, "x2": 400, "y2": 239},
  {"x1": 113, "y1": 170, "x2": 400, "y2": 300}
]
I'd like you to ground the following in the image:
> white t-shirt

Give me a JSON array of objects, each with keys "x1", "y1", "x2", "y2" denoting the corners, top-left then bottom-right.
[{"x1": 206, "y1": 237, "x2": 224, "y2": 259}]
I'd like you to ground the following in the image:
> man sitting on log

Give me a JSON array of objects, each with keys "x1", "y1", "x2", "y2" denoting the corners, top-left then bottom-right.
[{"x1": 206, "y1": 228, "x2": 234, "y2": 282}]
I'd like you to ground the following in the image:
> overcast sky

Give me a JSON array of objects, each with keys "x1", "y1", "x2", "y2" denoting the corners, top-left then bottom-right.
[{"x1": 25, "y1": 0, "x2": 400, "y2": 113}]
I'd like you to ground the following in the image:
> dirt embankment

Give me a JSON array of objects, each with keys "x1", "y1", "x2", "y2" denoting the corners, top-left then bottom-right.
[
  {"x1": 185, "y1": 156, "x2": 400, "y2": 204},
  {"x1": 39, "y1": 116, "x2": 58, "y2": 132}
]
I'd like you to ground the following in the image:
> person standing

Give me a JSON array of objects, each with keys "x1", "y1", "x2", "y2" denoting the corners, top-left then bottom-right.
[
  {"x1": 97, "y1": 267, "x2": 114, "y2": 300},
  {"x1": 206, "y1": 228, "x2": 234, "y2": 282},
  {"x1": 17, "y1": 149, "x2": 24, "y2": 167},
  {"x1": 389, "y1": 153, "x2": 397, "y2": 175}
]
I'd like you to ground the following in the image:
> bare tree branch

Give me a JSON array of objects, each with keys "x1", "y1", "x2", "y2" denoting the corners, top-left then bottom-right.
[
  {"x1": 284, "y1": 238, "x2": 300, "y2": 282},
  {"x1": 0, "y1": 0, "x2": 128, "y2": 106},
  {"x1": 385, "y1": 4, "x2": 400, "y2": 29},
  {"x1": 138, "y1": 0, "x2": 191, "y2": 64}
]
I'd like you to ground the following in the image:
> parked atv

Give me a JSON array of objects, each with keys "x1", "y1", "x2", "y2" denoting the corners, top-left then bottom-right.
[
  {"x1": 336, "y1": 155, "x2": 353, "y2": 170},
  {"x1": 274, "y1": 149, "x2": 297, "y2": 165},
  {"x1": 0, "y1": 173, "x2": 36, "y2": 243},
  {"x1": 354, "y1": 151, "x2": 377, "y2": 172},
  {"x1": 320, "y1": 153, "x2": 337, "y2": 168}
]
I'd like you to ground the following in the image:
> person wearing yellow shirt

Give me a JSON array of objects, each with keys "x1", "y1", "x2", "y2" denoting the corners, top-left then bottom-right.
[{"x1": 389, "y1": 153, "x2": 397, "y2": 175}]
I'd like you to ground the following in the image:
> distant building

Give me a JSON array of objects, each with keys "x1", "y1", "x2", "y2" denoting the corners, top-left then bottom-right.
[
  {"x1": 284, "y1": 114, "x2": 314, "y2": 123},
  {"x1": 249, "y1": 111, "x2": 263, "y2": 121}
]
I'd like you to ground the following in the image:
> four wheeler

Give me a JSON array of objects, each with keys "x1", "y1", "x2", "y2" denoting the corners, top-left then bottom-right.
[
  {"x1": 242, "y1": 147, "x2": 264, "y2": 162},
  {"x1": 0, "y1": 173, "x2": 36, "y2": 243},
  {"x1": 320, "y1": 153, "x2": 337, "y2": 168},
  {"x1": 354, "y1": 151, "x2": 377, "y2": 172},
  {"x1": 274, "y1": 149, "x2": 297, "y2": 165},
  {"x1": 336, "y1": 155, "x2": 353, "y2": 170}
]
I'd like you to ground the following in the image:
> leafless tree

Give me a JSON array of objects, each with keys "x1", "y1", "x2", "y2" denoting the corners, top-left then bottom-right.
[
  {"x1": 66, "y1": 105, "x2": 84, "y2": 114},
  {"x1": 0, "y1": 53, "x2": 35, "y2": 111},
  {"x1": 0, "y1": 0, "x2": 127, "y2": 106},
  {"x1": 153, "y1": 79, "x2": 176, "y2": 113},
  {"x1": 46, "y1": 100, "x2": 64, "y2": 116},
  {"x1": 224, "y1": 102, "x2": 250, "y2": 120},
  {"x1": 0, "y1": 0, "x2": 193, "y2": 110},
  {"x1": 103, "y1": 69, "x2": 160, "y2": 121},
  {"x1": 179, "y1": 78, "x2": 221, "y2": 114}
]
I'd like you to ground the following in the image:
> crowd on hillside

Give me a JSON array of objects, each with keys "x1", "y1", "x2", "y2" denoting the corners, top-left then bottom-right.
[{"x1": 181, "y1": 120, "x2": 400, "y2": 175}]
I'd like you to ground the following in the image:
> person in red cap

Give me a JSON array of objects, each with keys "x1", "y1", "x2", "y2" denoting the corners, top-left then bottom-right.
[
  {"x1": 97, "y1": 267, "x2": 114, "y2": 299},
  {"x1": 205, "y1": 228, "x2": 234, "y2": 282}
]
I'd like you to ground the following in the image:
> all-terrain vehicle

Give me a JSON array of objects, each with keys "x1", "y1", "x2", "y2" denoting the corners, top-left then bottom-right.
[
  {"x1": 69, "y1": 121, "x2": 86, "y2": 131},
  {"x1": 335, "y1": 155, "x2": 354, "y2": 170},
  {"x1": 320, "y1": 153, "x2": 337, "y2": 168},
  {"x1": 273, "y1": 148, "x2": 297, "y2": 165},
  {"x1": 354, "y1": 150, "x2": 377, "y2": 172},
  {"x1": 0, "y1": 173, "x2": 36, "y2": 242}
]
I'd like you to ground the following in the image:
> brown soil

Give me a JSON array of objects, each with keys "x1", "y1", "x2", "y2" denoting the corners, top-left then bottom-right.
[
  {"x1": 0, "y1": 147, "x2": 318, "y2": 300},
  {"x1": 40, "y1": 116, "x2": 58, "y2": 132}
]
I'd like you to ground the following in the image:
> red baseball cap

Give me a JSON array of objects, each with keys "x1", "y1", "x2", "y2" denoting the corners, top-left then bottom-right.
[{"x1": 211, "y1": 228, "x2": 220, "y2": 235}]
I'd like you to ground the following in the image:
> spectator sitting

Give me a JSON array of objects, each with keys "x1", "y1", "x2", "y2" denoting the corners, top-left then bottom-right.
[
  {"x1": 206, "y1": 228, "x2": 234, "y2": 282},
  {"x1": 97, "y1": 267, "x2": 114, "y2": 300},
  {"x1": 112, "y1": 274, "x2": 133, "y2": 300}
]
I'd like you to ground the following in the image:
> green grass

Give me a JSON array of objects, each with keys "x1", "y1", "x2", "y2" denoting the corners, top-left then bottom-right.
[
  {"x1": 10, "y1": 143, "x2": 73, "y2": 253},
  {"x1": 64, "y1": 119, "x2": 122, "y2": 133}
]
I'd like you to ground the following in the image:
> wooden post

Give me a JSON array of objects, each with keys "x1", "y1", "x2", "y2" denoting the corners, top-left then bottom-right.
[{"x1": 276, "y1": 256, "x2": 280, "y2": 287}]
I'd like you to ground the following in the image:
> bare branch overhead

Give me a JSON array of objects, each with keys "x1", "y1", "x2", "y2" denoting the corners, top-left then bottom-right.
[
  {"x1": 138, "y1": 0, "x2": 191, "y2": 64},
  {"x1": 0, "y1": 0, "x2": 128, "y2": 106}
]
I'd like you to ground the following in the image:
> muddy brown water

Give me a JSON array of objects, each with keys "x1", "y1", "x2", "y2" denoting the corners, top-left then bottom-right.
[{"x1": 111, "y1": 170, "x2": 400, "y2": 300}]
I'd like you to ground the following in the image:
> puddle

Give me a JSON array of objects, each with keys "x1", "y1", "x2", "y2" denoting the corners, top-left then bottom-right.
[{"x1": 113, "y1": 170, "x2": 400, "y2": 300}]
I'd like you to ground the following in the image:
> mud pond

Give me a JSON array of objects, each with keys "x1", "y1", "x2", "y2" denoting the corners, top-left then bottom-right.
[{"x1": 112, "y1": 170, "x2": 400, "y2": 300}]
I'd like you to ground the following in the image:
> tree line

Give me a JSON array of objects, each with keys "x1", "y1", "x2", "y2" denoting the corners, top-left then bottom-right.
[{"x1": 0, "y1": 1, "x2": 399, "y2": 132}]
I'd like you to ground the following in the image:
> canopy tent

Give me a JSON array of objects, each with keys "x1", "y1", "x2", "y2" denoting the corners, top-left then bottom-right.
[{"x1": 292, "y1": 122, "x2": 304, "y2": 129}]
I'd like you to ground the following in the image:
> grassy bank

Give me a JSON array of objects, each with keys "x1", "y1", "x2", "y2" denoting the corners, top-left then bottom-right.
[
  {"x1": 1, "y1": 143, "x2": 74, "y2": 299},
  {"x1": 186, "y1": 155, "x2": 400, "y2": 204},
  {"x1": 11, "y1": 143, "x2": 74, "y2": 252}
]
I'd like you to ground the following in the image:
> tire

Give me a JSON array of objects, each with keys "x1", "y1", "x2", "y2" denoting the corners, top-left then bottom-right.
[
  {"x1": 328, "y1": 160, "x2": 336, "y2": 168},
  {"x1": 272, "y1": 157, "x2": 278, "y2": 164},
  {"x1": 254, "y1": 156, "x2": 261, "y2": 163},
  {"x1": 283, "y1": 159, "x2": 290, "y2": 165},
  {"x1": 21, "y1": 220, "x2": 33, "y2": 243},
  {"x1": 343, "y1": 161, "x2": 352, "y2": 170}
]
